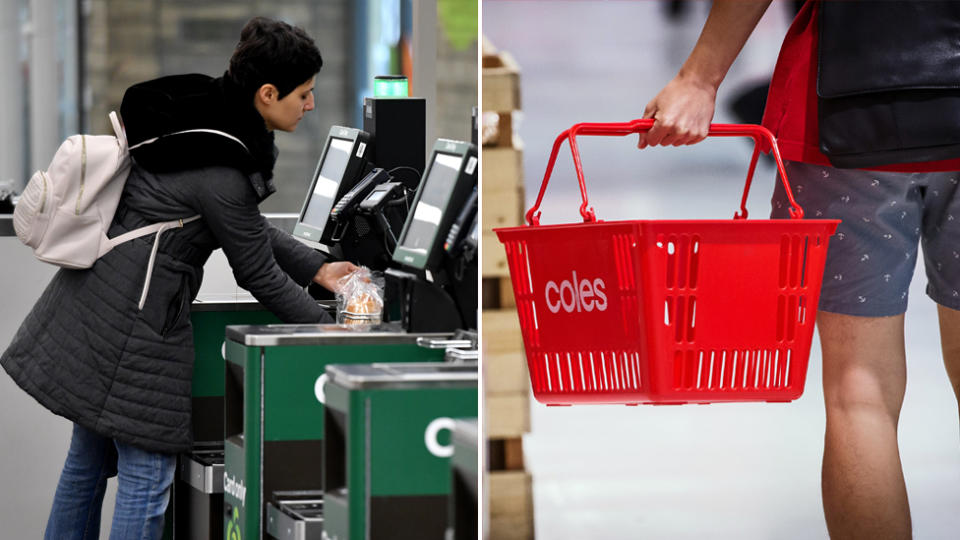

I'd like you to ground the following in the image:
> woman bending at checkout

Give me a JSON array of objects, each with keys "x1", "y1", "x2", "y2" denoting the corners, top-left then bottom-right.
[{"x1": 1, "y1": 17, "x2": 355, "y2": 540}]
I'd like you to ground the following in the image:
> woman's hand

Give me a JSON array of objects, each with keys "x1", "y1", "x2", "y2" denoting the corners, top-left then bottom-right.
[
  {"x1": 637, "y1": 74, "x2": 717, "y2": 149},
  {"x1": 313, "y1": 261, "x2": 360, "y2": 293}
]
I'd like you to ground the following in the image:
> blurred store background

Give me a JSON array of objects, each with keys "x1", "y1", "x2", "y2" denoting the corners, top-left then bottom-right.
[
  {"x1": 482, "y1": 1, "x2": 960, "y2": 539},
  {"x1": 0, "y1": 0, "x2": 476, "y2": 213}
]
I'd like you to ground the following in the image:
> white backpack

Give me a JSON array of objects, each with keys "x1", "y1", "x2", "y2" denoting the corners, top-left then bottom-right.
[{"x1": 13, "y1": 111, "x2": 246, "y2": 308}]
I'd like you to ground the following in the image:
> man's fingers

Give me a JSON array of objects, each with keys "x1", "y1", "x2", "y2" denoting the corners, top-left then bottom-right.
[
  {"x1": 645, "y1": 118, "x2": 668, "y2": 147},
  {"x1": 642, "y1": 128, "x2": 705, "y2": 148},
  {"x1": 642, "y1": 101, "x2": 656, "y2": 120},
  {"x1": 659, "y1": 133, "x2": 679, "y2": 147},
  {"x1": 637, "y1": 132, "x2": 653, "y2": 149},
  {"x1": 678, "y1": 132, "x2": 707, "y2": 146},
  {"x1": 638, "y1": 104, "x2": 657, "y2": 149},
  {"x1": 640, "y1": 112, "x2": 709, "y2": 148},
  {"x1": 668, "y1": 124, "x2": 707, "y2": 146},
  {"x1": 671, "y1": 128, "x2": 696, "y2": 146}
]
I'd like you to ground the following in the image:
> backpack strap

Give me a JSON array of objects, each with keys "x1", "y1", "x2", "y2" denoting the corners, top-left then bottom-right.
[
  {"x1": 128, "y1": 128, "x2": 250, "y2": 153},
  {"x1": 136, "y1": 215, "x2": 202, "y2": 310},
  {"x1": 103, "y1": 214, "x2": 201, "y2": 254},
  {"x1": 110, "y1": 110, "x2": 246, "y2": 153},
  {"x1": 109, "y1": 111, "x2": 127, "y2": 148},
  {"x1": 100, "y1": 214, "x2": 201, "y2": 310}
]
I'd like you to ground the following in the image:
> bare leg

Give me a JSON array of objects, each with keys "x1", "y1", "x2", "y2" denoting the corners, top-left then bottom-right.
[
  {"x1": 937, "y1": 305, "x2": 960, "y2": 418},
  {"x1": 818, "y1": 311, "x2": 911, "y2": 540}
]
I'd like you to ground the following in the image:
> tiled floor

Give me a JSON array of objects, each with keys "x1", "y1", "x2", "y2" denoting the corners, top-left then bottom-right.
[{"x1": 483, "y1": 2, "x2": 960, "y2": 538}]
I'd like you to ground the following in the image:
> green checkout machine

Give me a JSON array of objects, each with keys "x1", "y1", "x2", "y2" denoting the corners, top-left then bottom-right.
[
  {"x1": 167, "y1": 96, "x2": 479, "y2": 539},
  {"x1": 222, "y1": 326, "x2": 471, "y2": 540},
  {"x1": 448, "y1": 418, "x2": 479, "y2": 540},
  {"x1": 171, "y1": 298, "x2": 282, "y2": 540},
  {"x1": 321, "y1": 360, "x2": 479, "y2": 540}
]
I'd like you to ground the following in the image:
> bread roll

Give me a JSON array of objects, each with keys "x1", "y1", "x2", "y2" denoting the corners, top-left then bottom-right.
[{"x1": 343, "y1": 292, "x2": 381, "y2": 325}]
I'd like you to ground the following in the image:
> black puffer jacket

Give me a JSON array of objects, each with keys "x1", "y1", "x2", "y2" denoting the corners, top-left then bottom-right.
[{"x1": 1, "y1": 74, "x2": 330, "y2": 453}]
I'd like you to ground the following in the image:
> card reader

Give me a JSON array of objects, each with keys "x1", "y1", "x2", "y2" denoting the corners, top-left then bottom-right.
[
  {"x1": 443, "y1": 186, "x2": 477, "y2": 256},
  {"x1": 330, "y1": 168, "x2": 391, "y2": 222}
]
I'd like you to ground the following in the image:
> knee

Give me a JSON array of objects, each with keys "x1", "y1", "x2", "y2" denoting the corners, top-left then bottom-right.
[{"x1": 823, "y1": 366, "x2": 903, "y2": 422}]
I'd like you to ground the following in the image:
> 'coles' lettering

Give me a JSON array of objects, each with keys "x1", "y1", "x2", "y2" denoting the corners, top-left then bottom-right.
[{"x1": 545, "y1": 272, "x2": 608, "y2": 313}]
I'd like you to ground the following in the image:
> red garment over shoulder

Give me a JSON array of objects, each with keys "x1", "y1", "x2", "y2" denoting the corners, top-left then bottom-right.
[{"x1": 760, "y1": 0, "x2": 960, "y2": 172}]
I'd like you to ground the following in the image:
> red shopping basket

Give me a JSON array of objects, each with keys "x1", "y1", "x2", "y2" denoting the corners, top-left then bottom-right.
[{"x1": 494, "y1": 120, "x2": 839, "y2": 406}]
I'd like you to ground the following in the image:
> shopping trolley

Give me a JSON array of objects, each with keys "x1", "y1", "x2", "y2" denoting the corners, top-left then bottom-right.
[{"x1": 494, "y1": 119, "x2": 839, "y2": 405}]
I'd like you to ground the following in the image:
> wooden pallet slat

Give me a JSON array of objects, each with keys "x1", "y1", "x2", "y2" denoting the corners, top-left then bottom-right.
[
  {"x1": 482, "y1": 231, "x2": 510, "y2": 277},
  {"x1": 482, "y1": 276, "x2": 517, "y2": 310},
  {"x1": 482, "y1": 111, "x2": 514, "y2": 147},
  {"x1": 482, "y1": 49, "x2": 522, "y2": 113},
  {"x1": 481, "y1": 309, "x2": 525, "y2": 353},
  {"x1": 486, "y1": 393, "x2": 531, "y2": 439},
  {"x1": 488, "y1": 437, "x2": 526, "y2": 471},
  {"x1": 481, "y1": 139, "x2": 523, "y2": 194},
  {"x1": 488, "y1": 470, "x2": 535, "y2": 540},
  {"x1": 483, "y1": 37, "x2": 535, "y2": 540},
  {"x1": 483, "y1": 184, "x2": 525, "y2": 230},
  {"x1": 484, "y1": 351, "x2": 529, "y2": 395}
]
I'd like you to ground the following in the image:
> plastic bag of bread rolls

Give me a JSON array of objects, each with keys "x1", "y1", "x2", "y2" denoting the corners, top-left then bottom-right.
[{"x1": 335, "y1": 266, "x2": 384, "y2": 325}]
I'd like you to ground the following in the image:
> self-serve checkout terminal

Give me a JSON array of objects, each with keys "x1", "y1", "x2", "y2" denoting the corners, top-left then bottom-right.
[
  {"x1": 220, "y1": 328, "x2": 476, "y2": 540},
  {"x1": 293, "y1": 126, "x2": 372, "y2": 247},
  {"x1": 291, "y1": 124, "x2": 479, "y2": 332},
  {"x1": 384, "y1": 139, "x2": 479, "y2": 332},
  {"x1": 216, "y1": 138, "x2": 479, "y2": 540},
  {"x1": 292, "y1": 125, "x2": 417, "y2": 277},
  {"x1": 200, "y1": 89, "x2": 478, "y2": 539}
]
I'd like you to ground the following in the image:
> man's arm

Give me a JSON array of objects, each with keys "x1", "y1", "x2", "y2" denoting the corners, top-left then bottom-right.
[{"x1": 638, "y1": 0, "x2": 773, "y2": 149}]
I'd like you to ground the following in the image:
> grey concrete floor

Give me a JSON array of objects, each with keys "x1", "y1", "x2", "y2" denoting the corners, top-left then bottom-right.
[{"x1": 483, "y1": 1, "x2": 960, "y2": 539}]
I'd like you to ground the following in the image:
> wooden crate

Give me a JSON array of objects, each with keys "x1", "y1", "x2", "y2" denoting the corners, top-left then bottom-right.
[
  {"x1": 482, "y1": 46, "x2": 521, "y2": 113},
  {"x1": 488, "y1": 470, "x2": 534, "y2": 540},
  {"x1": 484, "y1": 351, "x2": 528, "y2": 395},
  {"x1": 482, "y1": 231, "x2": 510, "y2": 277},
  {"x1": 482, "y1": 35, "x2": 498, "y2": 57},
  {"x1": 482, "y1": 139, "x2": 523, "y2": 194},
  {"x1": 481, "y1": 309, "x2": 524, "y2": 353},
  {"x1": 483, "y1": 184, "x2": 525, "y2": 230},
  {"x1": 482, "y1": 276, "x2": 516, "y2": 310},
  {"x1": 486, "y1": 392, "x2": 531, "y2": 439},
  {"x1": 482, "y1": 111, "x2": 514, "y2": 147},
  {"x1": 488, "y1": 436, "x2": 525, "y2": 471}
]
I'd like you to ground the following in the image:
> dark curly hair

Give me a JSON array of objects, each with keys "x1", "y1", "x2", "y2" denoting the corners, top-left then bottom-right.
[{"x1": 227, "y1": 17, "x2": 323, "y2": 100}]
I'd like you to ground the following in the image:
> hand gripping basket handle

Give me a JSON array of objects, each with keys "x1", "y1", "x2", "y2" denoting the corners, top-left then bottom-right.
[{"x1": 524, "y1": 119, "x2": 805, "y2": 226}]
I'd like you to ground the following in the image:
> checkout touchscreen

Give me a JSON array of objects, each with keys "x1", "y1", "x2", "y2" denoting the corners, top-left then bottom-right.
[
  {"x1": 392, "y1": 139, "x2": 477, "y2": 271},
  {"x1": 300, "y1": 137, "x2": 352, "y2": 235},
  {"x1": 399, "y1": 153, "x2": 460, "y2": 254},
  {"x1": 469, "y1": 217, "x2": 478, "y2": 246},
  {"x1": 293, "y1": 126, "x2": 371, "y2": 246}
]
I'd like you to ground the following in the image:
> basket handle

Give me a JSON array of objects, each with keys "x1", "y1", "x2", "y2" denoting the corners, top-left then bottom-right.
[{"x1": 524, "y1": 119, "x2": 805, "y2": 226}]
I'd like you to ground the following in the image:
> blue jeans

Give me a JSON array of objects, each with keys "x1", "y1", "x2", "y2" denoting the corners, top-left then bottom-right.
[{"x1": 45, "y1": 423, "x2": 177, "y2": 540}]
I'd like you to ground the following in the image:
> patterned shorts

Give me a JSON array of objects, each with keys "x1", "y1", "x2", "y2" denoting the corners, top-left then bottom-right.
[{"x1": 770, "y1": 160, "x2": 960, "y2": 317}]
